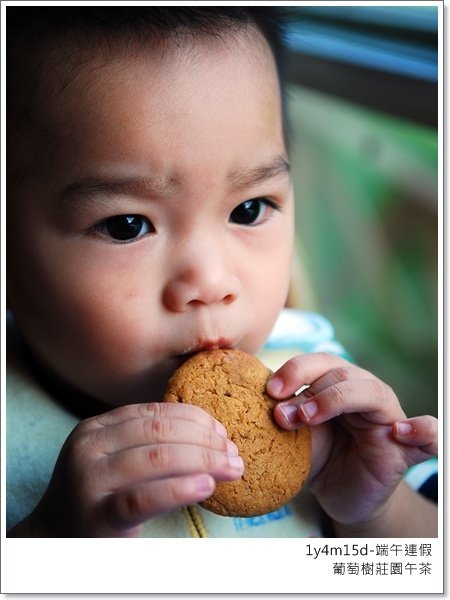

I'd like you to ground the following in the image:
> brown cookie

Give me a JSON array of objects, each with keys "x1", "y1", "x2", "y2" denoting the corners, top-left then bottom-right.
[{"x1": 163, "y1": 349, "x2": 311, "y2": 517}]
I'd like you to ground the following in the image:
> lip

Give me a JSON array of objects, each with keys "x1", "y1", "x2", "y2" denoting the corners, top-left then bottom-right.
[{"x1": 176, "y1": 338, "x2": 236, "y2": 359}]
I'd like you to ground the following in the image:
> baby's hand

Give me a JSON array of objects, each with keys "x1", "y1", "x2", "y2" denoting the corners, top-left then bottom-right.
[
  {"x1": 267, "y1": 353, "x2": 437, "y2": 531},
  {"x1": 27, "y1": 403, "x2": 243, "y2": 537}
]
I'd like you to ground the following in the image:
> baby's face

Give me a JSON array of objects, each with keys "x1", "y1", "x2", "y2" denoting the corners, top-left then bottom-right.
[{"x1": 7, "y1": 31, "x2": 294, "y2": 406}]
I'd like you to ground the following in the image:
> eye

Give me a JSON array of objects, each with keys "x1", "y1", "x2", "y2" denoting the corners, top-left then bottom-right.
[
  {"x1": 94, "y1": 215, "x2": 154, "y2": 242},
  {"x1": 229, "y1": 198, "x2": 278, "y2": 226}
]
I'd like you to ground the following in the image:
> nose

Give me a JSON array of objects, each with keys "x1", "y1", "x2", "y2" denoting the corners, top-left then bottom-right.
[{"x1": 162, "y1": 239, "x2": 241, "y2": 312}]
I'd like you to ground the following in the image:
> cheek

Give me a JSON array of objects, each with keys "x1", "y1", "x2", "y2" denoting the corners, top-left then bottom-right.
[
  {"x1": 53, "y1": 266, "x2": 156, "y2": 361},
  {"x1": 242, "y1": 228, "x2": 294, "y2": 352},
  {"x1": 9, "y1": 239, "x2": 160, "y2": 372},
  {"x1": 261, "y1": 215, "x2": 295, "y2": 296}
]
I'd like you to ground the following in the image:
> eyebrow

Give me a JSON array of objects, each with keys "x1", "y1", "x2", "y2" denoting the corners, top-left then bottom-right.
[
  {"x1": 60, "y1": 156, "x2": 291, "y2": 203},
  {"x1": 228, "y1": 156, "x2": 291, "y2": 190},
  {"x1": 61, "y1": 175, "x2": 179, "y2": 203}
]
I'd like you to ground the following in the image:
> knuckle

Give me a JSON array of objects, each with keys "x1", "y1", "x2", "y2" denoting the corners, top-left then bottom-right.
[
  {"x1": 277, "y1": 355, "x2": 300, "y2": 379},
  {"x1": 327, "y1": 382, "x2": 347, "y2": 412},
  {"x1": 124, "y1": 488, "x2": 146, "y2": 521},
  {"x1": 146, "y1": 417, "x2": 171, "y2": 442},
  {"x1": 69, "y1": 420, "x2": 91, "y2": 441},
  {"x1": 202, "y1": 448, "x2": 218, "y2": 472},
  {"x1": 330, "y1": 366, "x2": 352, "y2": 384},
  {"x1": 65, "y1": 426, "x2": 94, "y2": 460},
  {"x1": 281, "y1": 357, "x2": 306, "y2": 388},
  {"x1": 287, "y1": 355, "x2": 307, "y2": 378},
  {"x1": 76, "y1": 415, "x2": 97, "y2": 433},
  {"x1": 372, "y1": 379, "x2": 393, "y2": 403},
  {"x1": 165, "y1": 479, "x2": 186, "y2": 505},
  {"x1": 89, "y1": 454, "x2": 107, "y2": 483},
  {"x1": 385, "y1": 385, "x2": 397, "y2": 406},
  {"x1": 206, "y1": 429, "x2": 220, "y2": 450},
  {"x1": 317, "y1": 351, "x2": 338, "y2": 364},
  {"x1": 104, "y1": 489, "x2": 145, "y2": 530},
  {"x1": 147, "y1": 444, "x2": 173, "y2": 472},
  {"x1": 139, "y1": 402, "x2": 161, "y2": 418},
  {"x1": 84, "y1": 428, "x2": 105, "y2": 456}
]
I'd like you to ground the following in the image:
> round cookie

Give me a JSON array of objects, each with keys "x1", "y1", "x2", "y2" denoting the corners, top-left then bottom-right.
[{"x1": 163, "y1": 349, "x2": 311, "y2": 517}]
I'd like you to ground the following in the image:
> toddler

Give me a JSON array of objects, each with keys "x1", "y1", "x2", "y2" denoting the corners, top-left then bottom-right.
[{"x1": 6, "y1": 6, "x2": 437, "y2": 537}]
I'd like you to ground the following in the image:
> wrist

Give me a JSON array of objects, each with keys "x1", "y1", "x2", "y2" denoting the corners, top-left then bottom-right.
[
  {"x1": 331, "y1": 480, "x2": 437, "y2": 538},
  {"x1": 331, "y1": 481, "x2": 410, "y2": 538}
]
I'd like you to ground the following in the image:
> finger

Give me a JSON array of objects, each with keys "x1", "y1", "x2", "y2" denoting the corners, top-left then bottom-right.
[
  {"x1": 266, "y1": 352, "x2": 363, "y2": 399},
  {"x1": 88, "y1": 416, "x2": 239, "y2": 456},
  {"x1": 274, "y1": 377, "x2": 405, "y2": 428},
  {"x1": 83, "y1": 402, "x2": 227, "y2": 437},
  {"x1": 392, "y1": 416, "x2": 438, "y2": 455},
  {"x1": 295, "y1": 364, "x2": 404, "y2": 424},
  {"x1": 102, "y1": 474, "x2": 216, "y2": 533},
  {"x1": 100, "y1": 443, "x2": 245, "y2": 489}
]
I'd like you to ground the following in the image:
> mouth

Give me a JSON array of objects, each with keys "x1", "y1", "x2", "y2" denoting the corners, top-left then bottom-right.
[{"x1": 175, "y1": 338, "x2": 236, "y2": 362}]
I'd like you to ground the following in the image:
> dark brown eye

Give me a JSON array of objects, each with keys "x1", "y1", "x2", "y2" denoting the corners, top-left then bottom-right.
[
  {"x1": 229, "y1": 198, "x2": 276, "y2": 225},
  {"x1": 96, "y1": 215, "x2": 153, "y2": 241}
]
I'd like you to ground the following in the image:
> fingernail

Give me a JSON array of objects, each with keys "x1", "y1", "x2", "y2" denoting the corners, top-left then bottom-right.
[
  {"x1": 396, "y1": 422, "x2": 413, "y2": 436},
  {"x1": 300, "y1": 400, "x2": 318, "y2": 421},
  {"x1": 278, "y1": 403, "x2": 301, "y2": 425},
  {"x1": 267, "y1": 376, "x2": 283, "y2": 396},
  {"x1": 229, "y1": 456, "x2": 245, "y2": 472},
  {"x1": 226, "y1": 439, "x2": 239, "y2": 456}
]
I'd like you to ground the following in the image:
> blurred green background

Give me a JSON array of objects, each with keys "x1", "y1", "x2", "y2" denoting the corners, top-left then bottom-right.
[{"x1": 283, "y1": 6, "x2": 439, "y2": 417}]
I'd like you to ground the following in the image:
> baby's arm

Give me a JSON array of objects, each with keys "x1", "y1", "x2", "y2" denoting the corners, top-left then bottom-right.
[
  {"x1": 8, "y1": 402, "x2": 243, "y2": 537},
  {"x1": 268, "y1": 353, "x2": 438, "y2": 538}
]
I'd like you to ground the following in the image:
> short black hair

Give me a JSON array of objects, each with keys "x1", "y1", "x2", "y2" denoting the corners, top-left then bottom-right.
[
  {"x1": 7, "y1": 7, "x2": 289, "y2": 122},
  {"x1": 7, "y1": 6, "x2": 290, "y2": 184},
  {"x1": 7, "y1": 6, "x2": 287, "y2": 62}
]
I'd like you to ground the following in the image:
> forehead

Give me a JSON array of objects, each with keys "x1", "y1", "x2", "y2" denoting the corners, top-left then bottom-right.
[
  {"x1": 40, "y1": 24, "x2": 278, "y2": 104},
  {"x1": 10, "y1": 26, "x2": 284, "y2": 195}
]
